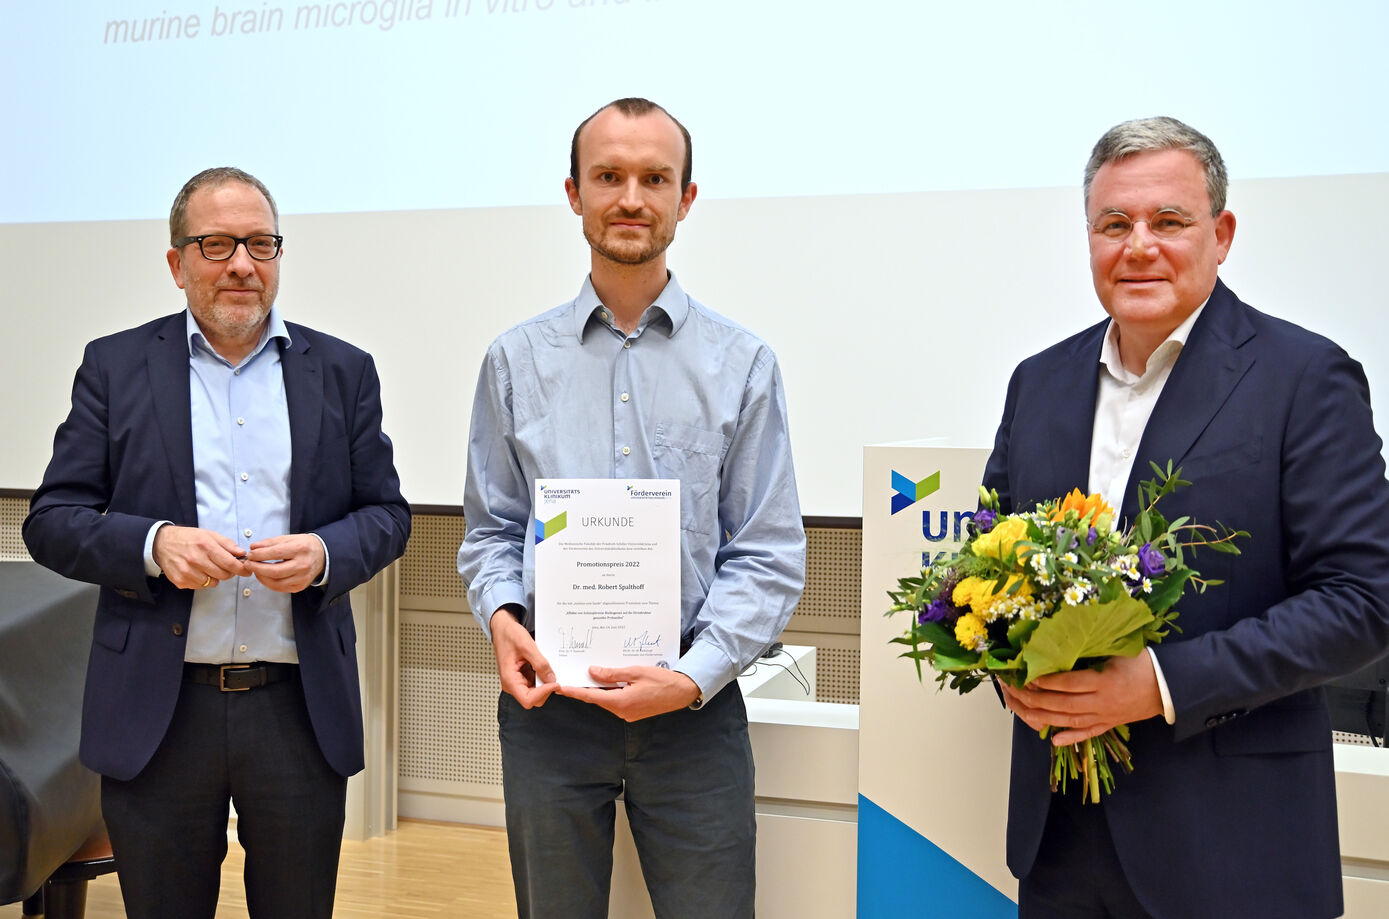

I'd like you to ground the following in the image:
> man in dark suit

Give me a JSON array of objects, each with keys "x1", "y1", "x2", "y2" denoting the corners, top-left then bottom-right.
[
  {"x1": 23, "y1": 167, "x2": 410, "y2": 919},
  {"x1": 985, "y1": 118, "x2": 1389, "y2": 918}
]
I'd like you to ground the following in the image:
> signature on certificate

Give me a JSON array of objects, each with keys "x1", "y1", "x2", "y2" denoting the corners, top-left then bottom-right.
[
  {"x1": 557, "y1": 627, "x2": 596, "y2": 651},
  {"x1": 623, "y1": 630, "x2": 664, "y2": 653}
]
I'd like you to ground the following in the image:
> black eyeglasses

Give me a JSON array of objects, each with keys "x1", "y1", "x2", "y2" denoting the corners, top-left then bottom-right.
[{"x1": 173, "y1": 234, "x2": 283, "y2": 261}]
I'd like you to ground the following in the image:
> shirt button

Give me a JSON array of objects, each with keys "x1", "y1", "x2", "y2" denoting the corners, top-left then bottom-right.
[
  {"x1": 240, "y1": 473, "x2": 249, "y2": 482},
  {"x1": 239, "y1": 644, "x2": 248, "y2": 654},
  {"x1": 234, "y1": 369, "x2": 241, "y2": 376},
  {"x1": 244, "y1": 528, "x2": 253, "y2": 538},
  {"x1": 621, "y1": 446, "x2": 631, "y2": 456},
  {"x1": 620, "y1": 392, "x2": 630, "y2": 403},
  {"x1": 1122, "y1": 448, "x2": 1133, "y2": 458},
  {"x1": 623, "y1": 340, "x2": 631, "y2": 349},
  {"x1": 172, "y1": 623, "x2": 184, "y2": 636},
  {"x1": 237, "y1": 417, "x2": 245, "y2": 426},
  {"x1": 243, "y1": 588, "x2": 252, "y2": 597},
  {"x1": 601, "y1": 310, "x2": 609, "y2": 320}
]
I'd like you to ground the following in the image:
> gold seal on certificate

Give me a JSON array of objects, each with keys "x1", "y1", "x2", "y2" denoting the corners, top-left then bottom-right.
[{"x1": 533, "y1": 478, "x2": 681, "y2": 687}]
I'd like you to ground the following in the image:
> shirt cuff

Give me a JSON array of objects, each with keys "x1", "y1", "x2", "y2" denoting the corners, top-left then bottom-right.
[
  {"x1": 1148, "y1": 647, "x2": 1176, "y2": 725},
  {"x1": 471, "y1": 581, "x2": 528, "y2": 640},
  {"x1": 674, "y1": 639, "x2": 737, "y2": 709},
  {"x1": 311, "y1": 534, "x2": 330, "y2": 587},
  {"x1": 143, "y1": 521, "x2": 172, "y2": 577}
]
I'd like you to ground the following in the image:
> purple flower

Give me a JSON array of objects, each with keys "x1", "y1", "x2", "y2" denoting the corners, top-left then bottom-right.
[
  {"x1": 973, "y1": 509, "x2": 997, "y2": 534},
  {"x1": 918, "y1": 596, "x2": 952, "y2": 624},
  {"x1": 1138, "y1": 542, "x2": 1166, "y2": 578},
  {"x1": 919, "y1": 573, "x2": 962, "y2": 625},
  {"x1": 1086, "y1": 527, "x2": 1099, "y2": 545}
]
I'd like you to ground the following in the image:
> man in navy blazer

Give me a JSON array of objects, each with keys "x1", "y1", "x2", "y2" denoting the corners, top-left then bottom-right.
[
  {"x1": 23, "y1": 167, "x2": 410, "y2": 919},
  {"x1": 985, "y1": 118, "x2": 1389, "y2": 918}
]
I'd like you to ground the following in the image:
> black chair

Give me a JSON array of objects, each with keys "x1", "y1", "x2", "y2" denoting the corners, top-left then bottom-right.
[{"x1": 20, "y1": 830, "x2": 116, "y2": 919}]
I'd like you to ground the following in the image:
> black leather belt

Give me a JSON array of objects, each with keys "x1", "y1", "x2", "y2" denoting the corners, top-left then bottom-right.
[{"x1": 183, "y1": 662, "x2": 298, "y2": 692}]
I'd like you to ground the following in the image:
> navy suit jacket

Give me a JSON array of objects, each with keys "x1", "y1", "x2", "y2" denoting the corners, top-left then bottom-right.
[
  {"x1": 24, "y1": 312, "x2": 410, "y2": 781},
  {"x1": 983, "y1": 280, "x2": 1389, "y2": 918}
]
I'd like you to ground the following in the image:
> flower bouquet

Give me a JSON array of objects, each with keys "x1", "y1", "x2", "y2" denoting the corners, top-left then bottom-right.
[{"x1": 887, "y1": 462, "x2": 1245, "y2": 802}]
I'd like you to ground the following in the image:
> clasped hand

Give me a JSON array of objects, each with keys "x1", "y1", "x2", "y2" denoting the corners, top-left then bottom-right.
[
  {"x1": 489, "y1": 608, "x2": 700, "y2": 720},
  {"x1": 999, "y1": 652, "x2": 1164, "y2": 746},
  {"x1": 153, "y1": 525, "x2": 325, "y2": 593}
]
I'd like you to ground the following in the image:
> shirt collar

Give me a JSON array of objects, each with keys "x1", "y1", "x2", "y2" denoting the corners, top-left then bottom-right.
[
  {"x1": 1099, "y1": 298, "x2": 1207, "y2": 386},
  {"x1": 186, "y1": 305, "x2": 291, "y2": 366},
  {"x1": 572, "y1": 272, "x2": 690, "y2": 342}
]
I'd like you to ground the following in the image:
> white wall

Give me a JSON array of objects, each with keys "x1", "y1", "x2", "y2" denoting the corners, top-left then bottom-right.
[{"x1": 5, "y1": 171, "x2": 1388, "y2": 515}]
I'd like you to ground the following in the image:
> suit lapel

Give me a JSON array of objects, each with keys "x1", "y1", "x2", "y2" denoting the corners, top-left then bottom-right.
[
  {"x1": 281, "y1": 323, "x2": 323, "y2": 533},
  {"x1": 146, "y1": 314, "x2": 198, "y2": 523},
  {"x1": 1124, "y1": 280, "x2": 1256, "y2": 519},
  {"x1": 1045, "y1": 325, "x2": 1105, "y2": 500}
]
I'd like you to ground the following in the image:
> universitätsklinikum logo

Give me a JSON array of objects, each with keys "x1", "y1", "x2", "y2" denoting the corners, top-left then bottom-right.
[
  {"x1": 533, "y1": 511, "x2": 567, "y2": 544},
  {"x1": 890, "y1": 470, "x2": 940, "y2": 515}
]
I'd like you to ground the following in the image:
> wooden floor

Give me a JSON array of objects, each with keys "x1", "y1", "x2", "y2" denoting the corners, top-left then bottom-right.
[{"x1": 2, "y1": 819, "x2": 518, "y2": 919}]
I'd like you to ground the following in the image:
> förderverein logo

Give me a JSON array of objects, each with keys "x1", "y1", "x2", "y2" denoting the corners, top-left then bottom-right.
[
  {"x1": 890, "y1": 469, "x2": 940, "y2": 515},
  {"x1": 533, "y1": 511, "x2": 567, "y2": 544},
  {"x1": 627, "y1": 484, "x2": 674, "y2": 500}
]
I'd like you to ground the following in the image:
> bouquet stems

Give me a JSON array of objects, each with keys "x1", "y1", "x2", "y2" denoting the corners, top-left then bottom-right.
[{"x1": 1047, "y1": 726, "x2": 1133, "y2": 803}]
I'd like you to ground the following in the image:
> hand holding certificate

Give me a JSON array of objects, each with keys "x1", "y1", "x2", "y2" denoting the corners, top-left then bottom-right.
[{"x1": 533, "y1": 479, "x2": 682, "y2": 688}]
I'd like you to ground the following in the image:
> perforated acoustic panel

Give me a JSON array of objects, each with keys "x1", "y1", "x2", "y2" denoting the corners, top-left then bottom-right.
[
  {"x1": 788, "y1": 527, "x2": 862, "y2": 636},
  {"x1": 0, "y1": 496, "x2": 30, "y2": 560},
  {"x1": 399, "y1": 514, "x2": 468, "y2": 610},
  {"x1": 399, "y1": 615, "x2": 503, "y2": 787},
  {"x1": 813, "y1": 647, "x2": 861, "y2": 705}
]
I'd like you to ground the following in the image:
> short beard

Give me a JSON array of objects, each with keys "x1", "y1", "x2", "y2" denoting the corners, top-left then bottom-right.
[
  {"x1": 583, "y1": 210, "x2": 675, "y2": 266},
  {"x1": 585, "y1": 228, "x2": 672, "y2": 266},
  {"x1": 208, "y1": 303, "x2": 270, "y2": 339}
]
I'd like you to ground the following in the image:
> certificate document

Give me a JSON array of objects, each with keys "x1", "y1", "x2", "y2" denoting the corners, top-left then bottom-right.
[{"x1": 533, "y1": 478, "x2": 681, "y2": 686}]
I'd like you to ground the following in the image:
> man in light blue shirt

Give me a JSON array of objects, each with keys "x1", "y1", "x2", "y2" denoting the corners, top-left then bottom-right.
[
  {"x1": 25, "y1": 167, "x2": 410, "y2": 919},
  {"x1": 458, "y1": 98, "x2": 806, "y2": 919}
]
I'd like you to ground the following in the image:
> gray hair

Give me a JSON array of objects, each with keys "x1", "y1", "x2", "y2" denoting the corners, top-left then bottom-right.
[
  {"x1": 169, "y1": 167, "x2": 278, "y2": 242},
  {"x1": 1083, "y1": 116, "x2": 1228, "y2": 216}
]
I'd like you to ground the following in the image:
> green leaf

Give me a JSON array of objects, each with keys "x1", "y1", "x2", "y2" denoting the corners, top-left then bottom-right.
[
  {"x1": 1144, "y1": 568, "x2": 1193, "y2": 616},
  {"x1": 1007, "y1": 618, "x2": 1040, "y2": 649},
  {"x1": 985, "y1": 653, "x2": 1023, "y2": 671},
  {"x1": 915, "y1": 621, "x2": 959, "y2": 650},
  {"x1": 1020, "y1": 597, "x2": 1156, "y2": 683},
  {"x1": 1095, "y1": 577, "x2": 1127, "y2": 604},
  {"x1": 931, "y1": 649, "x2": 984, "y2": 671}
]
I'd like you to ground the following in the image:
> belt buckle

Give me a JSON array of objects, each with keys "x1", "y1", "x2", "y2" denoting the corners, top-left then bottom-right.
[{"x1": 219, "y1": 663, "x2": 252, "y2": 692}]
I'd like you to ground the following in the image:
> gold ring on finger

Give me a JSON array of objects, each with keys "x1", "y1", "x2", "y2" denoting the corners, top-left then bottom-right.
[{"x1": 202, "y1": 575, "x2": 214, "y2": 589}]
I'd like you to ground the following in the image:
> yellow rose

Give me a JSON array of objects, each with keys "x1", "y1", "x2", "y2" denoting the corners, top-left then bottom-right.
[{"x1": 972, "y1": 516, "x2": 1029, "y2": 562}]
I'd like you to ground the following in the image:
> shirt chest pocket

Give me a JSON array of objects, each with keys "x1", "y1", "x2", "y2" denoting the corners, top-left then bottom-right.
[{"x1": 652, "y1": 423, "x2": 728, "y2": 535}]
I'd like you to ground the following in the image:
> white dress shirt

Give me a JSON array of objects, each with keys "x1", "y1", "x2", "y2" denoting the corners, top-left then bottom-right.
[{"x1": 1089, "y1": 301, "x2": 1207, "y2": 723}]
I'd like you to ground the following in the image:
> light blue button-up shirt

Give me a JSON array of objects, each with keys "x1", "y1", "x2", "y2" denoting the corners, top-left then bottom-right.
[
  {"x1": 458, "y1": 274, "x2": 806, "y2": 701},
  {"x1": 143, "y1": 307, "x2": 314, "y2": 663}
]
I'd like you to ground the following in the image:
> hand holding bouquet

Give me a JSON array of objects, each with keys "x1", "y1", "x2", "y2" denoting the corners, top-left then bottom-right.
[{"x1": 887, "y1": 462, "x2": 1246, "y2": 802}]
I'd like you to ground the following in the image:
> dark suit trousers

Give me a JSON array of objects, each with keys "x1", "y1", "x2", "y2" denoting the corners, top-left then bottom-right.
[
  {"x1": 101, "y1": 670, "x2": 347, "y2": 919},
  {"x1": 1019, "y1": 791, "x2": 1155, "y2": 919}
]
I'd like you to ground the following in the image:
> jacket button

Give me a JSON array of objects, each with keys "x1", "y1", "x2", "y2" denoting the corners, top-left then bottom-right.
[{"x1": 172, "y1": 624, "x2": 184, "y2": 636}]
